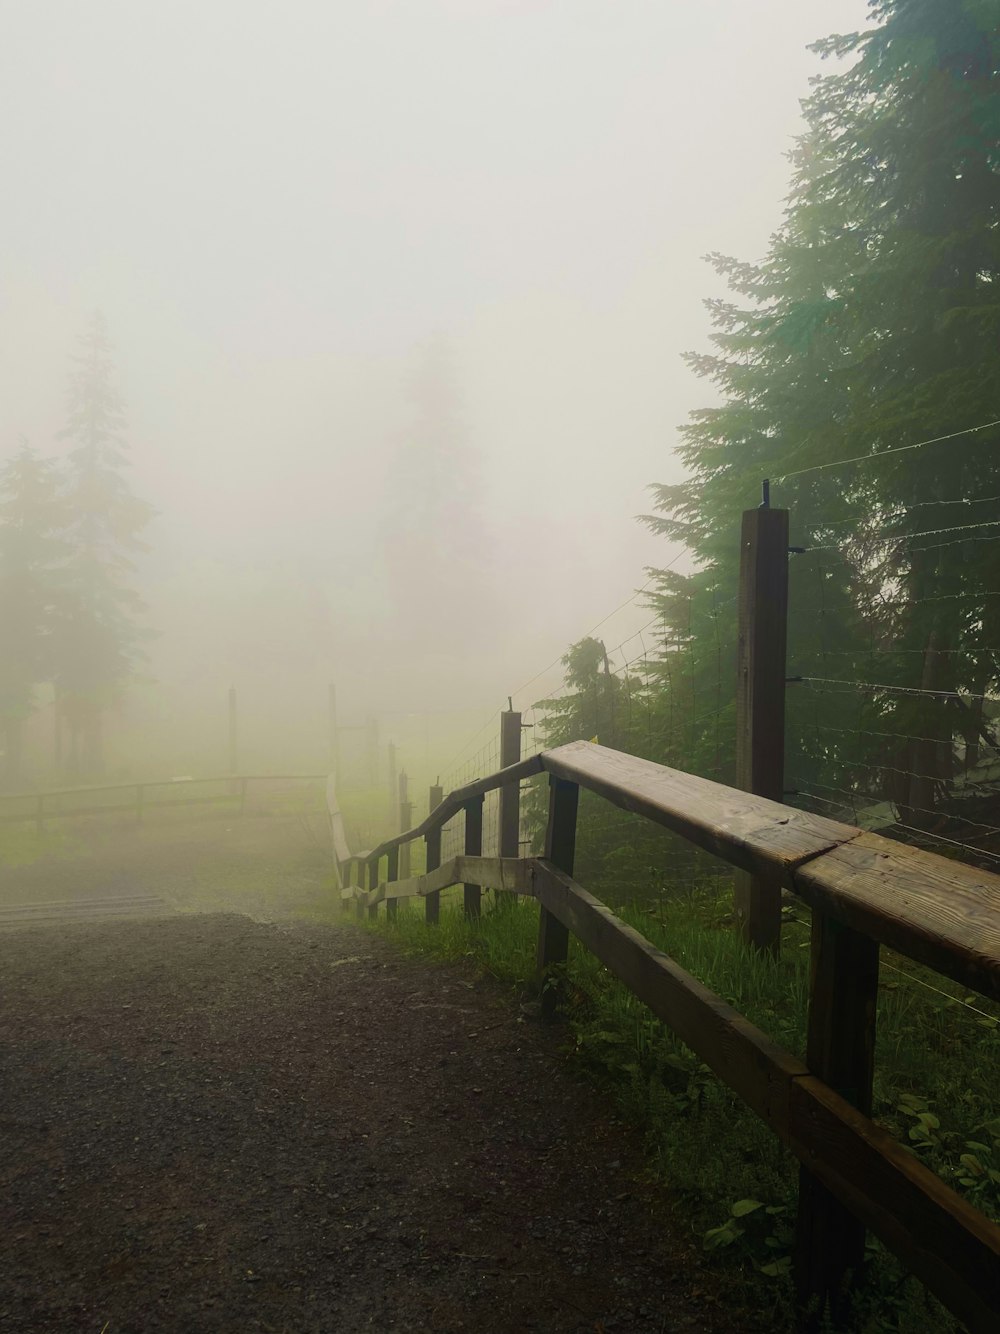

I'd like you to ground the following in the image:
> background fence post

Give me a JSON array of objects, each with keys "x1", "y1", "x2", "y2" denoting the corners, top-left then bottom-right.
[
  {"x1": 795, "y1": 913, "x2": 880, "y2": 1320},
  {"x1": 735, "y1": 498, "x2": 789, "y2": 954},
  {"x1": 388, "y1": 741, "x2": 397, "y2": 819},
  {"x1": 537, "y1": 776, "x2": 578, "y2": 1020},
  {"x1": 498, "y1": 707, "x2": 522, "y2": 862},
  {"x1": 367, "y1": 854, "x2": 379, "y2": 920},
  {"x1": 463, "y1": 795, "x2": 483, "y2": 920},
  {"x1": 399, "y1": 770, "x2": 412, "y2": 879},
  {"x1": 355, "y1": 858, "x2": 365, "y2": 920},
  {"x1": 425, "y1": 783, "x2": 443, "y2": 925},
  {"x1": 228, "y1": 685, "x2": 238, "y2": 795},
  {"x1": 328, "y1": 683, "x2": 339, "y2": 782},
  {"x1": 136, "y1": 784, "x2": 144, "y2": 826},
  {"x1": 386, "y1": 845, "x2": 399, "y2": 921}
]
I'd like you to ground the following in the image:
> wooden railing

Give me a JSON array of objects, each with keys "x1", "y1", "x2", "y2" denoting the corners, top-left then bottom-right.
[
  {"x1": 0, "y1": 773, "x2": 327, "y2": 834},
  {"x1": 338, "y1": 739, "x2": 1000, "y2": 1332}
]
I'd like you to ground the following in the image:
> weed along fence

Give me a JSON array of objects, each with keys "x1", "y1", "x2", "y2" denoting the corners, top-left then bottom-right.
[
  {"x1": 337, "y1": 739, "x2": 1000, "y2": 1332},
  {"x1": 0, "y1": 772, "x2": 327, "y2": 833}
]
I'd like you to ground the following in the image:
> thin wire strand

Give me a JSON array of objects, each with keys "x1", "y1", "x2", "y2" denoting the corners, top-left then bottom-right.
[{"x1": 776, "y1": 416, "x2": 1000, "y2": 481}]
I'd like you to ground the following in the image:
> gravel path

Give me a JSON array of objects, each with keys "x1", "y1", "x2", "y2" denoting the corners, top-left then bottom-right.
[{"x1": 0, "y1": 913, "x2": 732, "y2": 1334}]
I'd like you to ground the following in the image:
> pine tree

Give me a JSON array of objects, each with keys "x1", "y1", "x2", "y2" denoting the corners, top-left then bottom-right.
[
  {"x1": 644, "y1": 0, "x2": 1000, "y2": 833},
  {"x1": 56, "y1": 314, "x2": 153, "y2": 775},
  {"x1": 0, "y1": 442, "x2": 65, "y2": 784},
  {"x1": 382, "y1": 336, "x2": 488, "y2": 644}
]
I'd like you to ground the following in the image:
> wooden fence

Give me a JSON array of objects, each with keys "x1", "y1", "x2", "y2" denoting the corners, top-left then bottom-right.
[
  {"x1": 338, "y1": 738, "x2": 1000, "y2": 1333},
  {"x1": 0, "y1": 773, "x2": 327, "y2": 834}
]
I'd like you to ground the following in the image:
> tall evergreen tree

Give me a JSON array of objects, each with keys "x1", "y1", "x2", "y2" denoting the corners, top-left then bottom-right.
[
  {"x1": 56, "y1": 314, "x2": 153, "y2": 774},
  {"x1": 0, "y1": 442, "x2": 65, "y2": 784},
  {"x1": 643, "y1": 0, "x2": 1000, "y2": 832}
]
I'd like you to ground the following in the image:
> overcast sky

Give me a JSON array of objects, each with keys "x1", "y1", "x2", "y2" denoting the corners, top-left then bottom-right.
[{"x1": 0, "y1": 0, "x2": 872, "y2": 767}]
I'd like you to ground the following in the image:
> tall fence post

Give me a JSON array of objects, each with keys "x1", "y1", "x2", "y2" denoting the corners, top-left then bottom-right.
[
  {"x1": 498, "y1": 708, "x2": 522, "y2": 858},
  {"x1": 386, "y1": 845, "x2": 399, "y2": 921},
  {"x1": 388, "y1": 742, "x2": 398, "y2": 818},
  {"x1": 399, "y1": 770, "x2": 412, "y2": 880},
  {"x1": 367, "y1": 854, "x2": 379, "y2": 921},
  {"x1": 795, "y1": 913, "x2": 880, "y2": 1321},
  {"x1": 355, "y1": 858, "x2": 366, "y2": 920},
  {"x1": 463, "y1": 795, "x2": 484, "y2": 920},
  {"x1": 425, "y1": 783, "x2": 443, "y2": 925},
  {"x1": 537, "y1": 776, "x2": 578, "y2": 1020},
  {"x1": 735, "y1": 497, "x2": 789, "y2": 954}
]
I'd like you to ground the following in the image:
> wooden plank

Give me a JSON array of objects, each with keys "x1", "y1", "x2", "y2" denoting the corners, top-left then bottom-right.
[
  {"x1": 795, "y1": 913, "x2": 880, "y2": 1317},
  {"x1": 735, "y1": 505, "x2": 789, "y2": 953},
  {"x1": 381, "y1": 856, "x2": 536, "y2": 903},
  {"x1": 541, "y1": 741, "x2": 857, "y2": 886},
  {"x1": 463, "y1": 796, "x2": 484, "y2": 920},
  {"x1": 793, "y1": 831, "x2": 1000, "y2": 1000},
  {"x1": 537, "y1": 778, "x2": 578, "y2": 1019},
  {"x1": 532, "y1": 859, "x2": 805, "y2": 1128}
]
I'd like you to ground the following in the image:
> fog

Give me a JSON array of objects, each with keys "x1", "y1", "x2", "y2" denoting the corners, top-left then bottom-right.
[{"x1": 0, "y1": 0, "x2": 870, "y2": 784}]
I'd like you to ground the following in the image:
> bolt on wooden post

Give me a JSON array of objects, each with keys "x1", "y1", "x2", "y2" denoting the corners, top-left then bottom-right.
[
  {"x1": 425, "y1": 784, "x2": 443, "y2": 925},
  {"x1": 537, "y1": 776, "x2": 578, "y2": 1020},
  {"x1": 735, "y1": 497, "x2": 789, "y2": 954}
]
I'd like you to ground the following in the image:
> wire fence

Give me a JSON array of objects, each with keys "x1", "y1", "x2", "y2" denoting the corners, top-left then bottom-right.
[{"x1": 783, "y1": 417, "x2": 1000, "y2": 876}]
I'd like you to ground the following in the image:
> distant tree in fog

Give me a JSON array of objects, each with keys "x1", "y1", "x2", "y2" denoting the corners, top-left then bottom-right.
[
  {"x1": 0, "y1": 442, "x2": 65, "y2": 784},
  {"x1": 383, "y1": 336, "x2": 489, "y2": 642},
  {"x1": 55, "y1": 313, "x2": 154, "y2": 775}
]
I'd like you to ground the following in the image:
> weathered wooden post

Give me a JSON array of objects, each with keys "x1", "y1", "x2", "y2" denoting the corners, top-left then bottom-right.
[
  {"x1": 463, "y1": 795, "x2": 484, "y2": 920},
  {"x1": 354, "y1": 858, "x2": 365, "y2": 920},
  {"x1": 735, "y1": 488, "x2": 788, "y2": 954},
  {"x1": 425, "y1": 783, "x2": 443, "y2": 925},
  {"x1": 795, "y1": 914, "x2": 879, "y2": 1321},
  {"x1": 498, "y1": 707, "x2": 522, "y2": 857},
  {"x1": 386, "y1": 845, "x2": 399, "y2": 921},
  {"x1": 367, "y1": 853, "x2": 379, "y2": 920},
  {"x1": 537, "y1": 776, "x2": 578, "y2": 1020}
]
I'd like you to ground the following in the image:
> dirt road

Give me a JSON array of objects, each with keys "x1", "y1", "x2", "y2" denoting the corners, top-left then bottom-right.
[{"x1": 0, "y1": 912, "x2": 729, "y2": 1334}]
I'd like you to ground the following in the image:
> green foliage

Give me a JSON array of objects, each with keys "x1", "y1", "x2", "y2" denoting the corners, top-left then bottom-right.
[
  {"x1": 634, "y1": 0, "x2": 1000, "y2": 837},
  {"x1": 55, "y1": 313, "x2": 154, "y2": 774}
]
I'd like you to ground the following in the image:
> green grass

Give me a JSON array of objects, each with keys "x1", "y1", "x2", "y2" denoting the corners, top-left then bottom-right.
[{"x1": 365, "y1": 886, "x2": 999, "y2": 1333}]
